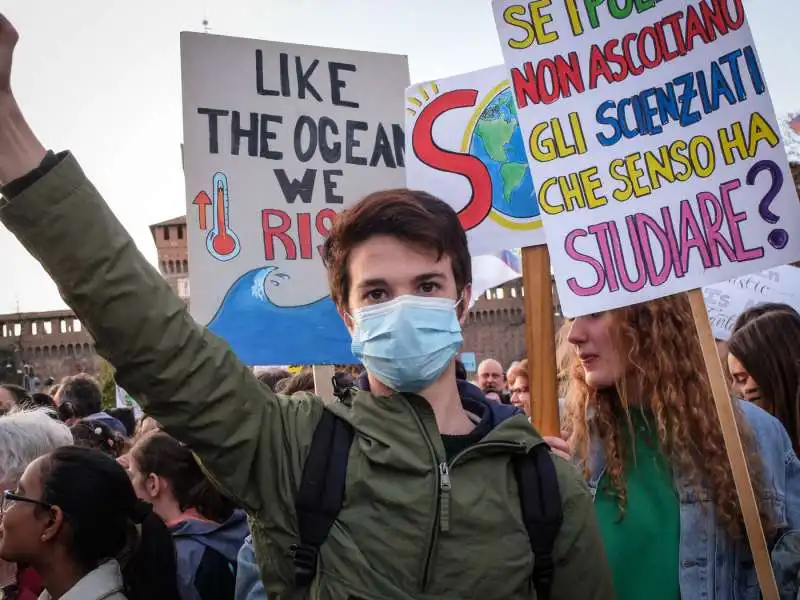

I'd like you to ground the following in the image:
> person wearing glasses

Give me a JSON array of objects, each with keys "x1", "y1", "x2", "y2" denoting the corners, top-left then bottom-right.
[
  {"x1": 0, "y1": 409, "x2": 72, "y2": 600},
  {"x1": 0, "y1": 446, "x2": 181, "y2": 600}
]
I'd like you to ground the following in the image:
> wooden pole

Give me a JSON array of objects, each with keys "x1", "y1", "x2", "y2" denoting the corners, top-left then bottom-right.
[
  {"x1": 688, "y1": 289, "x2": 778, "y2": 599},
  {"x1": 522, "y1": 245, "x2": 560, "y2": 436}
]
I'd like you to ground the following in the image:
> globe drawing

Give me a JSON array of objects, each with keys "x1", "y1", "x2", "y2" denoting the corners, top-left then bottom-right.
[{"x1": 468, "y1": 87, "x2": 539, "y2": 221}]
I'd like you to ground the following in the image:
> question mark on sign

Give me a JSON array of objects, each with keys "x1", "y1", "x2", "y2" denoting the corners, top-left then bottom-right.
[{"x1": 745, "y1": 159, "x2": 787, "y2": 250}]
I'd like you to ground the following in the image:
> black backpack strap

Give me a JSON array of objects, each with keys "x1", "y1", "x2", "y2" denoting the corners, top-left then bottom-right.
[
  {"x1": 292, "y1": 409, "x2": 354, "y2": 586},
  {"x1": 514, "y1": 444, "x2": 564, "y2": 600}
]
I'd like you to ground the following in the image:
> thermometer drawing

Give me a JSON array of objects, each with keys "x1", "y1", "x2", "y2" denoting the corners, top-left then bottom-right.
[{"x1": 206, "y1": 172, "x2": 241, "y2": 261}]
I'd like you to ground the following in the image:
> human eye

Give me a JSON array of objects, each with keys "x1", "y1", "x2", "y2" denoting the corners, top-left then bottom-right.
[
  {"x1": 363, "y1": 289, "x2": 388, "y2": 303},
  {"x1": 418, "y1": 280, "x2": 441, "y2": 294}
]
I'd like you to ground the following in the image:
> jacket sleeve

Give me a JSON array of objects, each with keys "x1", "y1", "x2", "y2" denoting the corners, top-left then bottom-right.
[
  {"x1": 0, "y1": 152, "x2": 324, "y2": 515},
  {"x1": 550, "y1": 457, "x2": 615, "y2": 600}
]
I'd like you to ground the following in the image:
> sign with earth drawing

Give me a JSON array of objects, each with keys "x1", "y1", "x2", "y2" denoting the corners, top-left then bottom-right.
[{"x1": 405, "y1": 65, "x2": 545, "y2": 254}]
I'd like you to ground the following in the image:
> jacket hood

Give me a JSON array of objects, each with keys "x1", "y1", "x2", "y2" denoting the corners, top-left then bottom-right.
[
  {"x1": 355, "y1": 371, "x2": 524, "y2": 436},
  {"x1": 170, "y1": 509, "x2": 249, "y2": 562}
]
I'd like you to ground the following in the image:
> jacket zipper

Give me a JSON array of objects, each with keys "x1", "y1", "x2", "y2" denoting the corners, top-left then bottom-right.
[
  {"x1": 406, "y1": 405, "x2": 446, "y2": 593},
  {"x1": 420, "y1": 440, "x2": 528, "y2": 591}
]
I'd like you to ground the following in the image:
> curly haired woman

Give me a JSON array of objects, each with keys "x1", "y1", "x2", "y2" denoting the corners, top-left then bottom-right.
[{"x1": 559, "y1": 294, "x2": 800, "y2": 600}]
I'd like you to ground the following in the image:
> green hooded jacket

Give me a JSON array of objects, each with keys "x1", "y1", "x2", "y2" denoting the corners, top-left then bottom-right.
[{"x1": 0, "y1": 153, "x2": 613, "y2": 600}]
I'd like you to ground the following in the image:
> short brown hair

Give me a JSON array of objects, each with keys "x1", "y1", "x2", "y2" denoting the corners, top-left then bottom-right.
[
  {"x1": 322, "y1": 189, "x2": 472, "y2": 309},
  {"x1": 507, "y1": 360, "x2": 529, "y2": 388}
]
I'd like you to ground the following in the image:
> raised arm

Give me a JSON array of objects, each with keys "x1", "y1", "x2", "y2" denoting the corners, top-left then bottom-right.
[{"x1": 0, "y1": 14, "x2": 321, "y2": 515}]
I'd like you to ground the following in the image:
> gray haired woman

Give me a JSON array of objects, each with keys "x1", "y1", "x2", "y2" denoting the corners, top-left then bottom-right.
[{"x1": 0, "y1": 409, "x2": 72, "y2": 598}]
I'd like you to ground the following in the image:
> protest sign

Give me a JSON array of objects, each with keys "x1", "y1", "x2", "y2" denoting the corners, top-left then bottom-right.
[
  {"x1": 181, "y1": 33, "x2": 409, "y2": 365},
  {"x1": 405, "y1": 65, "x2": 545, "y2": 254},
  {"x1": 704, "y1": 264, "x2": 800, "y2": 340},
  {"x1": 493, "y1": 0, "x2": 800, "y2": 317}
]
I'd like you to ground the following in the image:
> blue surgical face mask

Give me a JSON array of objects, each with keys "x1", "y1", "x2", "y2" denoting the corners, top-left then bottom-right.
[{"x1": 349, "y1": 295, "x2": 464, "y2": 393}]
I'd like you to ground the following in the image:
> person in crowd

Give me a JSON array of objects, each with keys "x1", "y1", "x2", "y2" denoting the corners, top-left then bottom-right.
[
  {"x1": 275, "y1": 368, "x2": 314, "y2": 395},
  {"x1": 476, "y1": 358, "x2": 505, "y2": 394},
  {"x1": 55, "y1": 374, "x2": 126, "y2": 436},
  {"x1": 106, "y1": 407, "x2": 136, "y2": 438},
  {"x1": 0, "y1": 16, "x2": 611, "y2": 600},
  {"x1": 0, "y1": 385, "x2": 31, "y2": 416},
  {"x1": 255, "y1": 368, "x2": 290, "y2": 392},
  {"x1": 234, "y1": 537, "x2": 264, "y2": 600},
  {"x1": 128, "y1": 432, "x2": 248, "y2": 600},
  {"x1": 556, "y1": 295, "x2": 800, "y2": 600},
  {"x1": 728, "y1": 309, "x2": 800, "y2": 454},
  {"x1": 507, "y1": 360, "x2": 531, "y2": 415},
  {"x1": 0, "y1": 446, "x2": 180, "y2": 600},
  {"x1": 71, "y1": 419, "x2": 126, "y2": 458},
  {"x1": 29, "y1": 392, "x2": 56, "y2": 411},
  {"x1": 55, "y1": 401, "x2": 75, "y2": 424},
  {"x1": 0, "y1": 409, "x2": 72, "y2": 600}
]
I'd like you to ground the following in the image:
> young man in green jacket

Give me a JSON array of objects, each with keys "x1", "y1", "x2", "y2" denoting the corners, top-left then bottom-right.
[{"x1": 0, "y1": 15, "x2": 613, "y2": 600}]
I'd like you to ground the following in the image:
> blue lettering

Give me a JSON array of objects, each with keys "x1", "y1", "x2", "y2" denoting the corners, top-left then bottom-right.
[{"x1": 595, "y1": 100, "x2": 623, "y2": 146}]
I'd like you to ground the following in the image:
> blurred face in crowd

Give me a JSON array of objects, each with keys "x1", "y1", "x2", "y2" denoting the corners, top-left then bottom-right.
[
  {"x1": 0, "y1": 388, "x2": 16, "y2": 415},
  {"x1": 567, "y1": 312, "x2": 622, "y2": 390},
  {"x1": 477, "y1": 360, "x2": 504, "y2": 392},
  {"x1": 0, "y1": 456, "x2": 53, "y2": 565},
  {"x1": 727, "y1": 353, "x2": 762, "y2": 405},
  {"x1": 510, "y1": 375, "x2": 530, "y2": 411}
]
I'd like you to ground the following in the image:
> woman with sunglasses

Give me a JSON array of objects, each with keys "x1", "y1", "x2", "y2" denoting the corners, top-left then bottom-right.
[{"x1": 0, "y1": 446, "x2": 181, "y2": 600}]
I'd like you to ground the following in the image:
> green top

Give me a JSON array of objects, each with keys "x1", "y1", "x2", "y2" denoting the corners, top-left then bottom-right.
[{"x1": 594, "y1": 411, "x2": 681, "y2": 600}]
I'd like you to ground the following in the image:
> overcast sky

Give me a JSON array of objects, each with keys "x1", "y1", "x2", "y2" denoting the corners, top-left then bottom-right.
[{"x1": 1, "y1": 0, "x2": 798, "y2": 313}]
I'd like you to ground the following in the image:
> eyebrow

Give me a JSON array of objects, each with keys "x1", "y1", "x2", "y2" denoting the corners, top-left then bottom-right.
[{"x1": 356, "y1": 272, "x2": 447, "y2": 291}]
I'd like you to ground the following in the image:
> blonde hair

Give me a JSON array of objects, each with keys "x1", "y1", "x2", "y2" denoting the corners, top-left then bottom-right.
[
  {"x1": 561, "y1": 294, "x2": 774, "y2": 540},
  {"x1": 507, "y1": 360, "x2": 529, "y2": 388}
]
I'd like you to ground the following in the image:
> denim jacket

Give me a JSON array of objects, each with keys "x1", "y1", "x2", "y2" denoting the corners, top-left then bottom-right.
[{"x1": 586, "y1": 400, "x2": 800, "y2": 600}]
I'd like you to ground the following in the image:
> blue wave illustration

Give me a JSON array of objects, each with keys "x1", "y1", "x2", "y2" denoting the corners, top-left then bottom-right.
[{"x1": 207, "y1": 267, "x2": 355, "y2": 365}]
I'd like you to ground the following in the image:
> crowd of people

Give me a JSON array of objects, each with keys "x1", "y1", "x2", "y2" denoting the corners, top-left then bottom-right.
[{"x1": 2, "y1": 11, "x2": 800, "y2": 600}]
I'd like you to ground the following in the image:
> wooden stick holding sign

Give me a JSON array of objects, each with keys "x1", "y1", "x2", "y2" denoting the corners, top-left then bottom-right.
[
  {"x1": 689, "y1": 290, "x2": 778, "y2": 598},
  {"x1": 521, "y1": 246, "x2": 560, "y2": 437},
  {"x1": 312, "y1": 365, "x2": 336, "y2": 404}
]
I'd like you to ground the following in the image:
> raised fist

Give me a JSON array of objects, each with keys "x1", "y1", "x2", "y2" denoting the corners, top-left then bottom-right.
[{"x1": 0, "y1": 14, "x2": 19, "y2": 94}]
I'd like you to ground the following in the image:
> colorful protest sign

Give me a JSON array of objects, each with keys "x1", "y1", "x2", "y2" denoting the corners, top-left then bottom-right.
[
  {"x1": 703, "y1": 265, "x2": 800, "y2": 340},
  {"x1": 181, "y1": 33, "x2": 409, "y2": 365},
  {"x1": 493, "y1": 0, "x2": 800, "y2": 316},
  {"x1": 405, "y1": 66, "x2": 545, "y2": 254}
]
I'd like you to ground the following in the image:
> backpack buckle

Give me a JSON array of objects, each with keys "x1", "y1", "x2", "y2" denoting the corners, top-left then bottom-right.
[{"x1": 290, "y1": 543, "x2": 318, "y2": 585}]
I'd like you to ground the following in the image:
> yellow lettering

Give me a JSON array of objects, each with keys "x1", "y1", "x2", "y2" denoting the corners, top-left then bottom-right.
[
  {"x1": 747, "y1": 112, "x2": 779, "y2": 156},
  {"x1": 610, "y1": 158, "x2": 633, "y2": 202},
  {"x1": 537, "y1": 177, "x2": 563, "y2": 214},
  {"x1": 503, "y1": 6, "x2": 536, "y2": 49},
  {"x1": 579, "y1": 167, "x2": 607, "y2": 208},
  {"x1": 530, "y1": 122, "x2": 557, "y2": 162},
  {"x1": 528, "y1": 0, "x2": 559, "y2": 44},
  {"x1": 717, "y1": 121, "x2": 747, "y2": 165},
  {"x1": 689, "y1": 136, "x2": 715, "y2": 178},
  {"x1": 625, "y1": 152, "x2": 651, "y2": 198}
]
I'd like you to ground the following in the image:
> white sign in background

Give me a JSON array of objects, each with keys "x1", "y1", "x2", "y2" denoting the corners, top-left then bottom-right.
[
  {"x1": 181, "y1": 33, "x2": 409, "y2": 364},
  {"x1": 493, "y1": 0, "x2": 800, "y2": 317},
  {"x1": 703, "y1": 265, "x2": 800, "y2": 340}
]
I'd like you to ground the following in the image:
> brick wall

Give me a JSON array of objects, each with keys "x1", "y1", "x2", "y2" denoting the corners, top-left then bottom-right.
[{"x1": 0, "y1": 310, "x2": 99, "y2": 382}]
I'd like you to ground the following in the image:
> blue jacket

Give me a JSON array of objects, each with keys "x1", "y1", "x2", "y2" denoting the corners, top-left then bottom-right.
[
  {"x1": 586, "y1": 400, "x2": 800, "y2": 600},
  {"x1": 235, "y1": 536, "x2": 266, "y2": 600},
  {"x1": 170, "y1": 509, "x2": 249, "y2": 600}
]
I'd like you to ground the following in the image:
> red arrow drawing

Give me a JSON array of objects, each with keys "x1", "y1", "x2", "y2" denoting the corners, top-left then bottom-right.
[{"x1": 193, "y1": 191, "x2": 211, "y2": 230}]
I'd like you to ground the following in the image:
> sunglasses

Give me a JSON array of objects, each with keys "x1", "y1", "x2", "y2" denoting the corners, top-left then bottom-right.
[{"x1": 1, "y1": 490, "x2": 52, "y2": 514}]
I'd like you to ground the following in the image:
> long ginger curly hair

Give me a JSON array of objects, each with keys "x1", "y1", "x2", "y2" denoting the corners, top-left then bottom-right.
[{"x1": 561, "y1": 293, "x2": 775, "y2": 540}]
